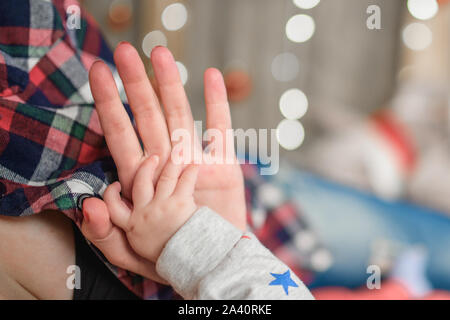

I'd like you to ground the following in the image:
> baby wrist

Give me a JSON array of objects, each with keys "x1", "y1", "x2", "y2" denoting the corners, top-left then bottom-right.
[{"x1": 155, "y1": 206, "x2": 242, "y2": 299}]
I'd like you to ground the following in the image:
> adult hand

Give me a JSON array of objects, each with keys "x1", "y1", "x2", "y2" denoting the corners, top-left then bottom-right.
[{"x1": 81, "y1": 43, "x2": 246, "y2": 282}]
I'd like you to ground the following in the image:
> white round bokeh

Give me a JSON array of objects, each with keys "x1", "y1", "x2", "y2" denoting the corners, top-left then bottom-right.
[
  {"x1": 279, "y1": 89, "x2": 308, "y2": 120},
  {"x1": 402, "y1": 23, "x2": 433, "y2": 51},
  {"x1": 176, "y1": 61, "x2": 188, "y2": 85},
  {"x1": 310, "y1": 249, "x2": 333, "y2": 272},
  {"x1": 285, "y1": 14, "x2": 315, "y2": 43},
  {"x1": 257, "y1": 183, "x2": 285, "y2": 209},
  {"x1": 142, "y1": 30, "x2": 167, "y2": 57},
  {"x1": 271, "y1": 52, "x2": 299, "y2": 82},
  {"x1": 407, "y1": 0, "x2": 439, "y2": 21},
  {"x1": 294, "y1": 231, "x2": 317, "y2": 253},
  {"x1": 293, "y1": 0, "x2": 320, "y2": 10},
  {"x1": 161, "y1": 3, "x2": 188, "y2": 31},
  {"x1": 276, "y1": 119, "x2": 305, "y2": 150}
]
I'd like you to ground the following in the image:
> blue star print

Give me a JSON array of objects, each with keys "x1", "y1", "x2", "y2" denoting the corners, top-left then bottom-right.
[{"x1": 269, "y1": 270, "x2": 299, "y2": 295}]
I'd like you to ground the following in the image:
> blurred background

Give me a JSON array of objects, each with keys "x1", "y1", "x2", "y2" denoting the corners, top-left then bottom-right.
[
  {"x1": 82, "y1": 0, "x2": 450, "y2": 214},
  {"x1": 81, "y1": 0, "x2": 450, "y2": 297}
]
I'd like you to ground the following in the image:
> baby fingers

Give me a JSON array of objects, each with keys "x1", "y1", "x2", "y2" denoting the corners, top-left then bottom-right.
[
  {"x1": 154, "y1": 160, "x2": 184, "y2": 200},
  {"x1": 173, "y1": 164, "x2": 199, "y2": 197},
  {"x1": 132, "y1": 155, "x2": 159, "y2": 207}
]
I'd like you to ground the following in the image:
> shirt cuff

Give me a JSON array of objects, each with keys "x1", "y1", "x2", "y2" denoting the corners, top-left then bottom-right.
[{"x1": 156, "y1": 206, "x2": 243, "y2": 299}]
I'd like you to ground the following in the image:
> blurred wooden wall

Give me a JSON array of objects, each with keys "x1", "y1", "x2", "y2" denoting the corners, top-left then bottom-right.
[
  {"x1": 81, "y1": 0, "x2": 185, "y2": 71},
  {"x1": 183, "y1": 0, "x2": 404, "y2": 157},
  {"x1": 82, "y1": 0, "x2": 408, "y2": 162}
]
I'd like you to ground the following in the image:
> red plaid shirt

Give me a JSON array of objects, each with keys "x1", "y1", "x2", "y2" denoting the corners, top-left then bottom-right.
[{"x1": 0, "y1": 0, "x2": 321, "y2": 299}]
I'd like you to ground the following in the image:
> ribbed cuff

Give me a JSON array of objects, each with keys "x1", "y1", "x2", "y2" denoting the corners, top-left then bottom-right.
[{"x1": 156, "y1": 206, "x2": 243, "y2": 299}]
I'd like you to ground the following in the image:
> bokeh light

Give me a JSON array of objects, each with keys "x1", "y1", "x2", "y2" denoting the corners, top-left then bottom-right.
[
  {"x1": 161, "y1": 3, "x2": 188, "y2": 31},
  {"x1": 310, "y1": 249, "x2": 333, "y2": 272},
  {"x1": 271, "y1": 52, "x2": 299, "y2": 82},
  {"x1": 108, "y1": 0, "x2": 133, "y2": 30},
  {"x1": 141, "y1": 30, "x2": 167, "y2": 57},
  {"x1": 407, "y1": 0, "x2": 439, "y2": 20},
  {"x1": 276, "y1": 119, "x2": 305, "y2": 150},
  {"x1": 293, "y1": 0, "x2": 321, "y2": 10},
  {"x1": 294, "y1": 231, "x2": 317, "y2": 252},
  {"x1": 285, "y1": 14, "x2": 315, "y2": 43},
  {"x1": 224, "y1": 69, "x2": 252, "y2": 102},
  {"x1": 258, "y1": 183, "x2": 285, "y2": 209},
  {"x1": 176, "y1": 61, "x2": 188, "y2": 85},
  {"x1": 279, "y1": 88, "x2": 308, "y2": 120},
  {"x1": 402, "y1": 23, "x2": 433, "y2": 51}
]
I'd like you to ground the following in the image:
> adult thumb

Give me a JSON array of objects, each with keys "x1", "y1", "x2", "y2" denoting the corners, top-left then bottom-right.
[{"x1": 80, "y1": 197, "x2": 113, "y2": 240}]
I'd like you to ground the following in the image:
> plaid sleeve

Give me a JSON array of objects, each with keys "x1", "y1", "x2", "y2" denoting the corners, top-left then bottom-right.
[
  {"x1": 0, "y1": 0, "x2": 119, "y2": 222},
  {"x1": 0, "y1": 0, "x2": 325, "y2": 300},
  {"x1": 0, "y1": 0, "x2": 178, "y2": 300}
]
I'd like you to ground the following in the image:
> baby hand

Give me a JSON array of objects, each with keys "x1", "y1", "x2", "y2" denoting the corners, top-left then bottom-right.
[{"x1": 102, "y1": 156, "x2": 199, "y2": 262}]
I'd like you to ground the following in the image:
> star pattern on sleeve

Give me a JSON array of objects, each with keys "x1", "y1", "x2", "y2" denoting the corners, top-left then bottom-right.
[{"x1": 269, "y1": 269, "x2": 299, "y2": 295}]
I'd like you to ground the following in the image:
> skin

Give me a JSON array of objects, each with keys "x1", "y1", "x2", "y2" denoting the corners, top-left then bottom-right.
[
  {"x1": 104, "y1": 156, "x2": 199, "y2": 263},
  {"x1": 0, "y1": 211, "x2": 75, "y2": 300},
  {"x1": 0, "y1": 44, "x2": 246, "y2": 298},
  {"x1": 79, "y1": 44, "x2": 247, "y2": 283}
]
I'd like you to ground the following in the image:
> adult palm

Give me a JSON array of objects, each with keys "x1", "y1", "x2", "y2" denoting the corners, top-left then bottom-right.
[{"x1": 81, "y1": 43, "x2": 246, "y2": 282}]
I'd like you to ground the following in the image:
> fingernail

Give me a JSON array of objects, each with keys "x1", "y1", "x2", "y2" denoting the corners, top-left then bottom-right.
[
  {"x1": 118, "y1": 41, "x2": 131, "y2": 47},
  {"x1": 113, "y1": 181, "x2": 122, "y2": 192},
  {"x1": 151, "y1": 45, "x2": 166, "y2": 54},
  {"x1": 91, "y1": 59, "x2": 103, "y2": 67}
]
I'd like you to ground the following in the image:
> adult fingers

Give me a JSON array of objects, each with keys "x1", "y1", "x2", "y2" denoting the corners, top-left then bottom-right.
[
  {"x1": 80, "y1": 197, "x2": 114, "y2": 240},
  {"x1": 114, "y1": 43, "x2": 171, "y2": 176},
  {"x1": 204, "y1": 68, "x2": 235, "y2": 162},
  {"x1": 151, "y1": 47, "x2": 198, "y2": 148},
  {"x1": 132, "y1": 155, "x2": 159, "y2": 208},
  {"x1": 80, "y1": 197, "x2": 167, "y2": 284},
  {"x1": 149, "y1": 75, "x2": 161, "y2": 101},
  {"x1": 89, "y1": 61, "x2": 142, "y2": 199},
  {"x1": 103, "y1": 182, "x2": 132, "y2": 231},
  {"x1": 204, "y1": 68, "x2": 232, "y2": 135}
]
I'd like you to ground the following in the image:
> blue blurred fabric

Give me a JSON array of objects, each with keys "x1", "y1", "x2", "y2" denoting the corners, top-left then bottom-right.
[{"x1": 263, "y1": 162, "x2": 450, "y2": 291}]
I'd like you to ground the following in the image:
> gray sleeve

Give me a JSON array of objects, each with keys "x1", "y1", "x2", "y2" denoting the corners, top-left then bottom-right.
[{"x1": 156, "y1": 207, "x2": 314, "y2": 300}]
